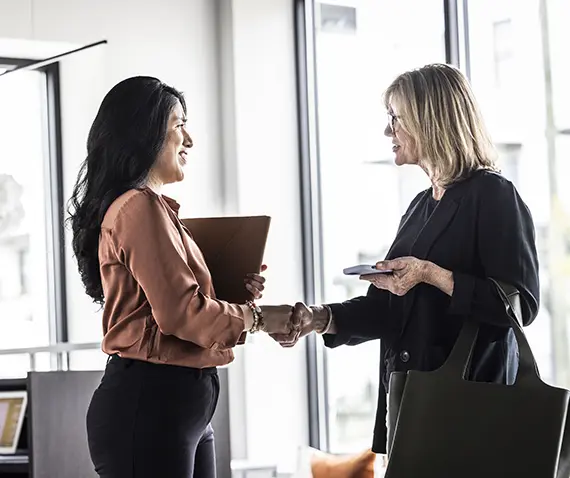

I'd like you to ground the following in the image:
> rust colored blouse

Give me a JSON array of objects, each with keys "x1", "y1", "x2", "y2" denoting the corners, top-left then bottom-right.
[{"x1": 98, "y1": 188, "x2": 247, "y2": 368}]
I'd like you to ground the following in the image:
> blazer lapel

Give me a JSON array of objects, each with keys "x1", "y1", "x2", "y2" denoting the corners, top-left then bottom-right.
[
  {"x1": 410, "y1": 196, "x2": 459, "y2": 260},
  {"x1": 385, "y1": 190, "x2": 430, "y2": 259},
  {"x1": 400, "y1": 194, "x2": 460, "y2": 333}
]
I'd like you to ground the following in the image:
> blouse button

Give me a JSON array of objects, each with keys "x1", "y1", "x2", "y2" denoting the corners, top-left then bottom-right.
[{"x1": 399, "y1": 350, "x2": 410, "y2": 363}]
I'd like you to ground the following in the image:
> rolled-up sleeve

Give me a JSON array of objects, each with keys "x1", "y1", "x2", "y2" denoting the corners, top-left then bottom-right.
[{"x1": 110, "y1": 193, "x2": 246, "y2": 350}]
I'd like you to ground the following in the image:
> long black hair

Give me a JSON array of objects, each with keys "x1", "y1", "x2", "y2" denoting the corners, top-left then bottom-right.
[{"x1": 68, "y1": 76, "x2": 186, "y2": 304}]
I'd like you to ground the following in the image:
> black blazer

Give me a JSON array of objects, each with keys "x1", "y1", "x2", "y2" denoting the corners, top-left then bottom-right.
[{"x1": 323, "y1": 170, "x2": 540, "y2": 453}]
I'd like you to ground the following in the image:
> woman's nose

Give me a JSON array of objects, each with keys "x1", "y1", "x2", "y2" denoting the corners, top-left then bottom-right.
[
  {"x1": 384, "y1": 123, "x2": 393, "y2": 137},
  {"x1": 183, "y1": 130, "x2": 193, "y2": 148}
]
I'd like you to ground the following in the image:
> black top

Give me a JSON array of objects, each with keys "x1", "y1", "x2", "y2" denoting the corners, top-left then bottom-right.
[
  {"x1": 389, "y1": 193, "x2": 439, "y2": 260},
  {"x1": 324, "y1": 170, "x2": 540, "y2": 453}
]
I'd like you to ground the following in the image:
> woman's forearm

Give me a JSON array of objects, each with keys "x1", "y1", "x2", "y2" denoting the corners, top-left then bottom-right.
[{"x1": 424, "y1": 261, "x2": 454, "y2": 296}]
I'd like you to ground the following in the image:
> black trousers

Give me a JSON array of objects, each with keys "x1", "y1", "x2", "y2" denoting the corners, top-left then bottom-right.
[{"x1": 86, "y1": 355, "x2": 220, "y2": 478}]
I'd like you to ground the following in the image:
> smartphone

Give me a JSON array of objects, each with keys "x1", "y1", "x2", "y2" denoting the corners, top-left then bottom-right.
[{"x1": 343, "y1": 264, "x2": 393, "y2": 276}]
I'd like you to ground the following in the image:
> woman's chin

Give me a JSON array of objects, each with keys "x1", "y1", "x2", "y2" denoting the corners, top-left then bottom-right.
[
  {"x1": 175, "y1": 167, "x2": 185, "y2": 182},
  {"x1": 394, "y1": 154, "x2": 406, "y2": 166},
  {"x1": 394, "y1": 153, "x2": 417, "y2": 166}
]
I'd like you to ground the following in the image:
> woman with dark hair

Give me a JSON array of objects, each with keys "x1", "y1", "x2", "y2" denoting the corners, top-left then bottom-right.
[{"x1": 69, "y1": 76, "x2": 295, "y2": 478}]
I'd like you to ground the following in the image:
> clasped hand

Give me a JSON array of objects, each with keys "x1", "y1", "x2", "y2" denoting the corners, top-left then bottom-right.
[
  {"x1": 243, "y1": 266, "x2": 308, "y2": 339},
  {"x1": 243, "y1": 268, "x2": 317, "y2": 346},
  {"x1": 260, "y1": 302, "x2": 315, "y2": 344},
  {"x1": 244, "y1": 265, "x2": 302, "y2": 341}
]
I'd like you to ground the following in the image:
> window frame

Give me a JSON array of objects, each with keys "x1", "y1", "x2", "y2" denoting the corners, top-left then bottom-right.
[
  {"x1": 0, "y1": 58, "x2": 68, "y2": 356},
  {"x1": 294, "y1": 0, "x2": 467, "y2": 451}
]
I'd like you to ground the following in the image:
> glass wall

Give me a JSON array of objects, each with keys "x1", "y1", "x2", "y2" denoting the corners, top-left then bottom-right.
[
  {"x1": 0, "y1": 65, "x2": 58, "y2": 377},
  {"x1": 311, "y1": 0, "x2": 445, "y2": 453},
  {"x1": 308, "y1": 0, "x2": 570, "y2": 453},
  {"x1": 467, "y1": 0, "x2": 570, "y2": 386}
]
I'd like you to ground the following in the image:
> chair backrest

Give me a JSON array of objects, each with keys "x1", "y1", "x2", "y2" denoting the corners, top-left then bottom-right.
[
  {"x1": 211, "y1": 367, "x2": 232, "y2": 478},
  {"x1": 28, "y1": 370, "x2": 103, "y2": 478}
]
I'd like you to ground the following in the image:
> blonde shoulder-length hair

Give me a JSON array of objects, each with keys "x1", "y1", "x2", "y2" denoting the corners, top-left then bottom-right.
[{"x1": 384, "y1": 63, "x2": 498, "y2": 186}]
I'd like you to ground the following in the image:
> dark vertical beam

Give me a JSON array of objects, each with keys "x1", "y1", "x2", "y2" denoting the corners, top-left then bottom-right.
[
  {"x1": 294, "y1": 0, "x2": 319, "y2": 449},
  {"x1": 462, "y1": 0, "x2": 471, "y2": 78},
  {"x1": 294, "y1": 0, "x2": 328, "y2": 450},
  {"x1": 444, "y1": 0, "x2": 460, "y2": 66},
  {"x1": 43, "y1": 62, "x2": 68, "y2": 348}
]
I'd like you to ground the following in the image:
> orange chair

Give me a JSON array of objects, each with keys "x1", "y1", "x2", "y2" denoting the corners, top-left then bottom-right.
[{"x1": 310, "y1": 448, "x2": 377, "y2": 478}]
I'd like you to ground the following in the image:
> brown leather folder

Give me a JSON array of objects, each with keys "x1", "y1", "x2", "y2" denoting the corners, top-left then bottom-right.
[{"x1": 181, "y1": 215, "x2": 271, "y2": 303}]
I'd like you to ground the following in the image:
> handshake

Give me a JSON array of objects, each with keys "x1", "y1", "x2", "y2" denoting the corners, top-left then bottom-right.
[{"x1": 257, "y1": 303, "x2": 333, "y2": 347}]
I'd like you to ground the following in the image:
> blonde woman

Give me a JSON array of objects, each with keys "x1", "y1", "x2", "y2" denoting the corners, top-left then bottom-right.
[{"x1": 272, "y1": 63, "x2": 540, "y2": 454}]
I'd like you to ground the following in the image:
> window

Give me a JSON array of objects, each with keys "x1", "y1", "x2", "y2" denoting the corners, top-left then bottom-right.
[
  {"x1": 467, "y1": 0, "x2": 570, "y2": 387},
  {"x1": 0, "y1": 60, "x2": 65, "y2": 377},
  {"x1": 301, "y1": 0, "x2": 446, "y2": 453},
  {"x1": 492, "y1": 19, "x2": 514, "y2": 88},
  {"x1": 301, "y1": 0, "x2": 570, "y2": 455},
  {"x1": 319, "y1": 4, "x2": 357, "y2": 34}
]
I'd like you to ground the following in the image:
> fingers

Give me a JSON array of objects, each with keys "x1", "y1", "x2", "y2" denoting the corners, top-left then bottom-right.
[
  {"x1": 244, "y1": 274, "x2": 266, "y2": 299},
  {"x1": 244, "y1": 267, "x2": 267, "y2": 299},
  {"x1": 376, "y1": 257, "x2": 408, "y2": 271},
  {"x1": 270, "y1": 330, "x2": 300, "y2": 348},
  {"x1": 245, "y1": 280, "x2": 265, "y2": 292},
  {"x1": 246, "y1": 285, "x2": 263, "y2": 299},
  {"x1": 291, "y1": 302, "x2": 311, "y2": 330},
  {"x1": 245, "y1": 273, "x2": 266, "y2": 284},
  {"x1": 268, "y1": 302, "x2": 312, "y2": 347},
  {"x1": 360, "y1": 273, "x2": 389, "y2": 284},
  {"x1": 375, "y1": 260, "x2": 396, "y2": 271},
  {"x1": 259, "y1": 305, "x2": 295, "y2": 334},
  {"x1": 361, "y1": 272, "x2": 393, "y2": 291}
]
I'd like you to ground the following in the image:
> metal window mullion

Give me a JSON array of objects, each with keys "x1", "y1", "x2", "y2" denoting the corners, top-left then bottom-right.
[
  {"x1": 41, "y1": 62, "x2": 68, "y2": 372},
  {"x1": 460, "y1": 0, "x2": 471, "y2": 78},
  {"x1": 444, "y1": 0, "x2": 461, "y2": 67},
  {"x1": 294, "y1": 0, "x2": 330, "y2": 451},
  {"x1": 444, "y1": 0, "x2": 470, "y2": 74},
  {"x1": 44, "y1": 63, "x2": 68, "y2": 345}
]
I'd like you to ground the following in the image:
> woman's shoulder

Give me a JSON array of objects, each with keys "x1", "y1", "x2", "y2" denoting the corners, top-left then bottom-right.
[
  {"x1": 456, "y1": 169, "x2": 516, "y2": 196},
  {"x1": 453, "y1": 169, "x2": 530, "y2": 217},
  {"x1": 101, "y1": 188, "x2": 161, "y2": 229}
]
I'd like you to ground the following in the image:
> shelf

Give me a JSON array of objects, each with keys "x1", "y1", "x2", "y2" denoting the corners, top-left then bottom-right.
[{"x1": 0, "y1": 457, "x2": 29, "y2": 474}]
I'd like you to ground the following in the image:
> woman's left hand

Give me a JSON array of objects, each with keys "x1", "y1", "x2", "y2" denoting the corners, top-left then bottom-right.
[
  {"x1": 361, "y1": 256, "x2": 429, "y2": 296},
  {"x1": 244, "y1": 264, "x2": 267, "y2": 299}
]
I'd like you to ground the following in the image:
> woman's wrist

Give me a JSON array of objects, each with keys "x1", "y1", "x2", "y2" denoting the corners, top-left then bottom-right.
[
  {"x1": 423, "y1": 261, "x2": 454, "y2": 296},
  {"x1": 310, "y1": 305, "x2": 336, "y2": 335},
  {"x1": 241, "y1": 304, "x2": 254, "y2": 331}
]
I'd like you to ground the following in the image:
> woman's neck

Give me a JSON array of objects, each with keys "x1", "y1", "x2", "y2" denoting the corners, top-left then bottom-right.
[
  {"x1": 145, "y1": 174, "x2": 163, "y2": 195},
  {"x1": 419, "y1": 161, "x2": 445, "y2": 200},
  {"x1": 432, "y1": 183, "x2": 445, "y2": 200}
]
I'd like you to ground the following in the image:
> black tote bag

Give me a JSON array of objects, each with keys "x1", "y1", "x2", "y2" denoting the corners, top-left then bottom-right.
[{"x1": 385, "y1": 280, "x2": 570, "y2": 478}]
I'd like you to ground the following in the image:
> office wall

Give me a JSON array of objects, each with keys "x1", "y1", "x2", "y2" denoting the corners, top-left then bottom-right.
[{"x1": 1, "y1": 0, "x2": 309, "y2": 469}]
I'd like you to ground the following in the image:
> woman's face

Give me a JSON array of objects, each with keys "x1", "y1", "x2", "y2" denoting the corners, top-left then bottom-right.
[
  {"x1": 384, "y1": 102, "x2": 418, "y2": 166},
  {"x1": 151, "y1": 101, "x2": 193, "y2": 185}
]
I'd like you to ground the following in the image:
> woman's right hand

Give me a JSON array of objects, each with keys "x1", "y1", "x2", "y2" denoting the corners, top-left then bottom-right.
[
  {"x1": 259, "y1": 305, "x2": 298, "y2": 335},
  {"x1": 270, "y1": 302, "x2": 322, "y2": 347}
]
